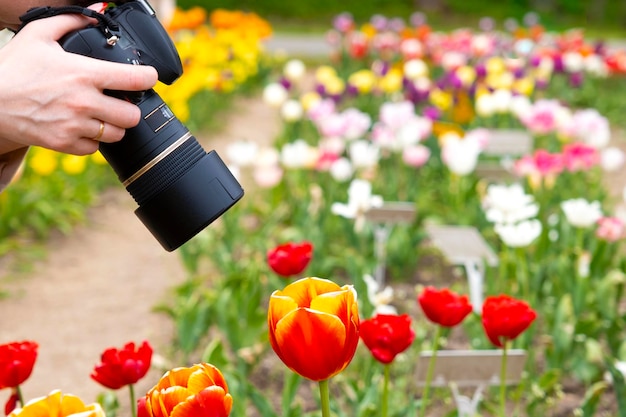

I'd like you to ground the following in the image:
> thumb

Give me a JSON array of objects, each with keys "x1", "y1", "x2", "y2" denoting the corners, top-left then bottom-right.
[{"x1": 19, "y1": 2, "x2": 109, "y2": 42}]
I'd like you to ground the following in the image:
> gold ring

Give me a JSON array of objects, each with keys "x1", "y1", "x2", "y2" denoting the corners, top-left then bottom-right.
[{"x1": 93, "y1": 121, "x2": 105, "y2": 141}]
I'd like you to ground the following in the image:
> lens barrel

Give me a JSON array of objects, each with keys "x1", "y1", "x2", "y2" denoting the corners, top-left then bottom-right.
[{"x1": 100, "y1": 90, "x2": 244, "y2": 251}]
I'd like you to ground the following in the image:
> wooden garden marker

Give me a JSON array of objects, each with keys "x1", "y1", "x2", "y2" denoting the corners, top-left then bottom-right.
[
  {"x1": 425, "y1": 225, "x2": 498, "y2": 312},
  {"x1": 476, "y1": 129, "x2": 533, "y2": 182},
  {"x1": 365, "y1": 202, "x2": 416, "y2": 286},
  {"x1": 482, "y1": 129, "x2": 533, "y2": 157},
  {"x1": 416, "y1": 349, "x2": 527, "y2": 417}
]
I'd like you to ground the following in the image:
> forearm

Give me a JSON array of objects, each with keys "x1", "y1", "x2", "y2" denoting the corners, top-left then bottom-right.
[
  {"x1": 0, "y1": 146, "x2": 28, "y2": 191},
  {"x1": 0, "y1": 137, "x2": 28, "y2": 155}
]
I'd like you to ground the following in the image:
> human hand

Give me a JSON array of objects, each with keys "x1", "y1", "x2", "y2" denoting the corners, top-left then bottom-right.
[{"x1": 0, "y1": 3, "x2": 159, "y2": 156}]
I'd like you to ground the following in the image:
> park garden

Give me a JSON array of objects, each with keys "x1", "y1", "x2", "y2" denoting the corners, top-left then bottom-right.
[{"x1": 2, "y1": 1, "x2": 626, "y2": 417}]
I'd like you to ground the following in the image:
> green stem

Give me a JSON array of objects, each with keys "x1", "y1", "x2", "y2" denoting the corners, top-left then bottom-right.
[
  {"x1": 319, "y1": 379, "x2": 330, "y2": 417},
  {"x1": 515, "y1": 247, "x2": 529, "y2": 302},
  {"x1": 382, "y1": 364, "x2": 390, "y2": 417},
  {"x1": 129, "y1": 384, "x2": 137, "y2": 417},
  {"x1": 420, "y1": 325, "x2": 442, "y2": 417},
  {"x1": 16, "y1": 386, "x2": 24, "y2": 407},
  {"x1": 499, "y1": 342, "x2": 509, "y2": 417}
]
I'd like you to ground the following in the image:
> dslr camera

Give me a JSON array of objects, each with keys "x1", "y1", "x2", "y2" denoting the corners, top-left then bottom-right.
[{"x1": 20, "y1": 0, "x2": 244, "y2": 251}]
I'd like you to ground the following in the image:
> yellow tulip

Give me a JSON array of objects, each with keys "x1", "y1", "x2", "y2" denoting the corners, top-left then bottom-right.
[
  {"x1": 456, "y1": 65, "x2": 476, "y2": 87},
  {"x1": 348, "y1": 69, "x2": 377, "y2": 94},
  {"x1": 61, "y1": 155, "x2": 87, "y2": 175},
  {"x1": 91, "y1": 151, "x2": 107, "y2": 166},
  {"x1": 9, "y1": 390, "x2": 104, "y2": 417},
  {"x1": 315, "y1": 66, "x2": 338, "y2": 84},
  {"x1": 323, "y1": 76, "x2": 345, "y2": 96},
  {"x1": 28, "y1": 148, "x2": 58, "y2": 176},
  {"x1": 485, "y1": 56, "x2": 505, "y2": 74},
  {"x1": 378, "y1": 68, "x2": 403, "y2": 94},
  {"x1": 513, "y1": 77, "x2": 535, "y2": 96},
  {"x1": 429, "y1": 88, "x2": 453, "y2": 111},
  {"x1": 300, "y1": 91, "x2": 322, "y2": 111}
]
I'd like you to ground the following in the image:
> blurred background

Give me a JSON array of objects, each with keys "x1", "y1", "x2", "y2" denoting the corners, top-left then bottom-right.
[{"x1": 177, "y1": 0, "x2": 626, "y2": 37}]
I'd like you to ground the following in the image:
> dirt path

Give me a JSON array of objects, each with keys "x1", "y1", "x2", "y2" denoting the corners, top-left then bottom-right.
[{"x1": 0, "y1": 95, "x2": 281, "y2": 408}]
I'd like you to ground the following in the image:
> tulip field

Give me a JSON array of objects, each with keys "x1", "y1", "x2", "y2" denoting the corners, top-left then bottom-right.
[{"x1": 3, "y1": 4, "x2": 626, "y2": 417}]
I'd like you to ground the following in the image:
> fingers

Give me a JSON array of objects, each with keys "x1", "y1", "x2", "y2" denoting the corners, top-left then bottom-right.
[
  {"x1": 64, "y1": 138, "x2": 101, "y2": 156},
  {"x1": 91, "y1": 61, "x2": 159, "y2": 92},
  {"x1": 19, "y1": 3, "x2": 109, "y2": 40},
  {"x1": 17, "y1": 1, "x2": 158, "y2": 93},
  {"x1": 20, "y1": 11, "x2": 94, "y2": 42},
  {"x1": 87, "y1": 120, "x2": 125, "y2": 144}
]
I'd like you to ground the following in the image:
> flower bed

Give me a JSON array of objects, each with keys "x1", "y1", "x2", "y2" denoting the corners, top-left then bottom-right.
[
  {"x1": 170, "y1": 11, "x2": 626, "y2": 416},
  {"x1": 3, "y1": 9, "x2": 626, "y2": 417}
]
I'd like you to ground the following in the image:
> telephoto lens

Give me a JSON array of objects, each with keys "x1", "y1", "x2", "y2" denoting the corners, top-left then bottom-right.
[
  {"x1": 42, "y1": 0, "x2": 245, "y2": 251},
  {"x1": 100, "y1": 90, "x2": 244, "y2": 252}
]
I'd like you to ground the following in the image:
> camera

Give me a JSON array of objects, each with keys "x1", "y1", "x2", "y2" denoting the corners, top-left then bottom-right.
[{"x1": 21, "y1": 0, "x2": 244, "y2": 251}]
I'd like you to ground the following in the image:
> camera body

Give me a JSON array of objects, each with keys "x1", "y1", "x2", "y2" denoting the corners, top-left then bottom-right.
[{"x1": 57, "y1": 0, "x2": 244, "y2": 251}]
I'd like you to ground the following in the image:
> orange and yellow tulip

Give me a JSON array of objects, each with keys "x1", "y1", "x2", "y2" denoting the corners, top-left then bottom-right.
[
  {"x1": 267, "y1": 277, "x2": 360, "y2": 381},
  {"x1": 144, "y1": 363, "x2": 232, "y2": 417}
]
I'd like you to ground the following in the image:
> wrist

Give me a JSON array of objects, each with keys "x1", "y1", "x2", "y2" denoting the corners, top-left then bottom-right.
[{"x1": 0, "y1": 138, "x2": 28, "y2": 156}]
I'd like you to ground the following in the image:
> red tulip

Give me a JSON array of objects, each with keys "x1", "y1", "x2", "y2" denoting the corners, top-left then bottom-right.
[
  {"x1": 137, "y1": 396, "x2": 150, "y2": 417},
  {"x1": 267, "y1": 241, "x2": 313, "y2": 277},
  {"x1": 90, "y1": 341, "x2": 152, "y2": 390},
  {"x1": 0, "y1": 341, "x2": 38, "y2": 389},
  {"x1": 268, "y1": 277, "x2": 360, "y2": 381},
  {"x1": 417, "y1": 286, "x2": 473, "y2": 327},
  {"x1": 482, "y1": 295, "x2": 537, "y2": 348},
  {"x1": 360, "y1": 314, "x2": 415, "y2": 364},
  {"x1": 4, "y1": 391, "x2": 18, "y2": 416}
]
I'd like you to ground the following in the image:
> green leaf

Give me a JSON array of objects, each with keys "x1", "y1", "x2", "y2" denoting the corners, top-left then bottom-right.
[
  {"x1": 605, "y1": 359, "x2": 626, "y2": 417},
  {"x1": 96, "y1": 391, "x2": 119, "y2": 417},
  {"x1": 281, "y1": 371, "x2": 302, "y2": 417},
  {"x1": 201, "y1": 338, "x2": 229, "y2": 369},
  {"x1": 246, "y1": 380, "x2": 279, "y2": 417},
  {"x1": 579, "y1": 381, "x2": 609, "y2": 417}
]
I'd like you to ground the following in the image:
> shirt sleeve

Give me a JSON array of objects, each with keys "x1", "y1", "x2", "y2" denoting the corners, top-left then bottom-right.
[{"x1": 0, "y1": 147, "x2": 28, "y2": 192}]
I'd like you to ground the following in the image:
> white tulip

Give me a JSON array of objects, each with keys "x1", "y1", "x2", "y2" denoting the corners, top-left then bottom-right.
[
  {"x1": 331, "y1": 179, "x2": 384, "y2": 231},
  {"x1": 561, "y1": 198, "x2": 603, "y2": 228},
  {"x1": 494, "y1": 219, "x2": 542, "y2": 247},
  {"x1": 601, "y1": 147, "x2": 625, "y2": 172},
  {"x1": 584, "y1": 55, "x2": 608, "y2": 78},
  {"x1": 281, "y1": 99, "x2": 304, "y2": 122},
  {"x1": 441, "y1": 135, "x2": 482, "y2": 176},
  {"x1": 563, "y1": 51, "x2": 584, "y2": 73},
  {"x1": 225, "y1": 140, "x2": 258, "y2": 167},
  {"x1": 349, "y1": 140, "x2": 380, "y2": 169},
  {"x1": 262, "y1": 83, "x2": 288, "y2": 107},
  {"x1": 476, "y1": 93, "x2": 496, "y2": 118},
  {"x1": 403, "y1": 58, "x2": 429, "y2": 80},
  {"x1": 483, "y1": 183, "x2": 539, "y2": 224},
  {"x1": 283, "y1": 59, "x2": 306, "y2": 82},
  {"x1": 280, "y1": 139, "x2": 318, "y2": 169},
  {"x1": 492, "y1": 89, "x2": 513, "y2": 114},
  {"x1": 329, "y1": 157, "x2": 354, "y2": 182}
]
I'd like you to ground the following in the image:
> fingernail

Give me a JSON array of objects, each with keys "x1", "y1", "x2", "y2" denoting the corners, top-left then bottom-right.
[{"x1": 89, "y1": 2, "x2": 108, "y2": 13}]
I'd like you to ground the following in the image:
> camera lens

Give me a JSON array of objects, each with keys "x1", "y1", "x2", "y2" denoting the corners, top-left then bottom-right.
[{"x1": 100, "y1": 89, "x2": 244, "y2": 251}]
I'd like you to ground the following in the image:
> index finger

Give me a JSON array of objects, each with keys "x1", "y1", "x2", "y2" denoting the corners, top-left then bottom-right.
[{"x1": 84, "y1": 58, "x2": 159, "y2": 92}]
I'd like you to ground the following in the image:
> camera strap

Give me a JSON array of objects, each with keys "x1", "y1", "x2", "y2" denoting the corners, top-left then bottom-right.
[{"x1": 18, "y1": 6, "x2": 120, "y2": 40}]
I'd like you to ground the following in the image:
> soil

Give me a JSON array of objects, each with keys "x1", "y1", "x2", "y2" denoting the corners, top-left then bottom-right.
[{"x1": 1, "y1": 91, "x2": 626, "y2": 417}]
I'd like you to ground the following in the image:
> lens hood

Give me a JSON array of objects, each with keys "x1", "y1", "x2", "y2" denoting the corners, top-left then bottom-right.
[{"x1": 134, "y1": 151, "x2": 244, "y2": 251}]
